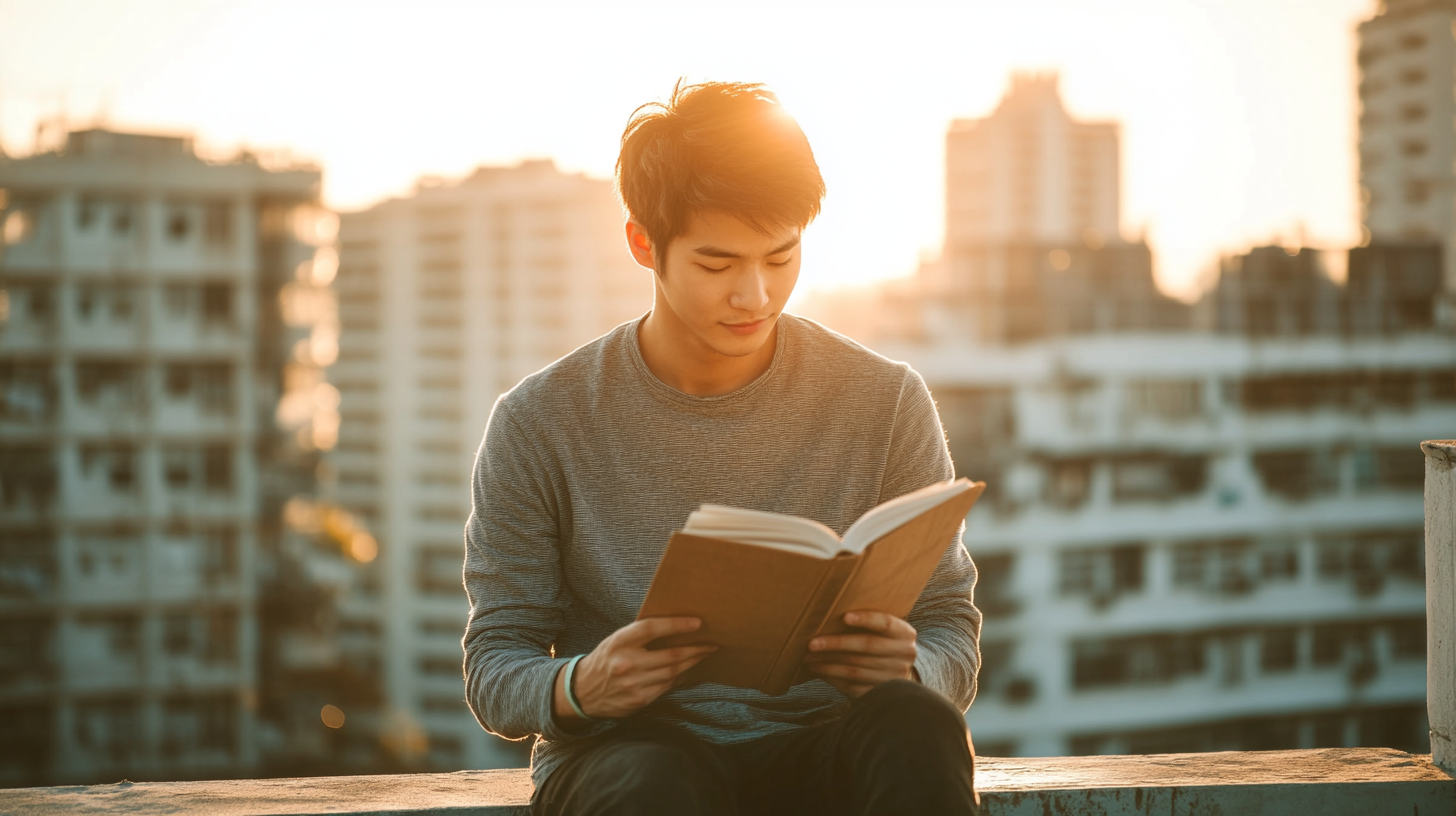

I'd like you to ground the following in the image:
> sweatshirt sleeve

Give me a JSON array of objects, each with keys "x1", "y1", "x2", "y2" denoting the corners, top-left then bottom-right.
[
  {"x1": 880, "y1": 367, "x2": 983, "y2": 712},
  {"x1": 462, "y1": 399, "x2": 610, "y2": 742}
]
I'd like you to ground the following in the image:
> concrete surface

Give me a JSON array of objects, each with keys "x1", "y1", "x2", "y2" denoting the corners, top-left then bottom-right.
[{"x1": 1, "y1": 747, "x2": 1452, "y2": 815}]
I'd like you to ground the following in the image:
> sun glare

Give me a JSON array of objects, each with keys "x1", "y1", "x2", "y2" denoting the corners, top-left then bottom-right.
[{"x1": 0, "y1": 0, "x2": 1371, "y2": 300}]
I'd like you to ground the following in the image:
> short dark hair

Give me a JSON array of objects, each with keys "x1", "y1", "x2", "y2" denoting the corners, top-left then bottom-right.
[{"x1": 615, "y1": 80, "x2": 826, "y2": 259}]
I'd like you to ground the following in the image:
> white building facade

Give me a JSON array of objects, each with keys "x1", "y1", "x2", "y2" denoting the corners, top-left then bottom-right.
[
  {"x1": 1358, "y1": 0, "x2": 1456, "y2": 307},
  {"x1": 944, "y1": 72, "x2": 1120, "y2": 251},
  {"x1": 328, "y1": 160, "x2": 648, "y2": 770},
  {"x1": 884, "y1": 328, "x2": 1451, "y2": 757},
  {"x1": 0, "y1": 129, "x2": 324, "y2": 785}
]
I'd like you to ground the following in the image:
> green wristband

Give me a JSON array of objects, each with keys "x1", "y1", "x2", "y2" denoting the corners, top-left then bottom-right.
[{"x1": 563, "y1": 654, "x2": 593, "y2": 721}]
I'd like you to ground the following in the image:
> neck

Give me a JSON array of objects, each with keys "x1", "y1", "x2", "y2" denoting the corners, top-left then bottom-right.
[{"x1": 637, "y1": 308, "x2": 779, "y2": 398}]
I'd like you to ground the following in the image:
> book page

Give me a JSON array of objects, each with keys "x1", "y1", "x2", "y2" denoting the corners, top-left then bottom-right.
[
  {"x1": 840, "y1": 479, "x2": 974, "y2": 554},
  {"x1": 683, "y1": 505, "x2": 843, "y2": 558}
]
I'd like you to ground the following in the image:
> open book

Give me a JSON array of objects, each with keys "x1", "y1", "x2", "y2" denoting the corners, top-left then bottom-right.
[{"x1": 636, "y1": 478, "x2": 985, "y2": 696}]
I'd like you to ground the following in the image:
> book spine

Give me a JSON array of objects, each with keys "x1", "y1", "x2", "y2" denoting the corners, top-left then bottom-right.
[{"x1": 759, "y1": 555, "x2": 863, "y2": 696}]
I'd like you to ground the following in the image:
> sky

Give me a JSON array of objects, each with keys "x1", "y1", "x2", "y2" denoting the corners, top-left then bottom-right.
[{"x1": 0, "y1": 0, "x2": 1374, "y2": 301}]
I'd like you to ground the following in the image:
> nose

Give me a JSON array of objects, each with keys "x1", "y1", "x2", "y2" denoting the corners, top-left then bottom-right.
[{"x1": 727, "y1": 264, "x2": 771, "y2": 314}]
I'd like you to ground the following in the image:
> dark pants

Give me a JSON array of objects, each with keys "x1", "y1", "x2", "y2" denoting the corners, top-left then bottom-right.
[{"x1": 532, "y1": 680, "x2": 980, "y2": 816}]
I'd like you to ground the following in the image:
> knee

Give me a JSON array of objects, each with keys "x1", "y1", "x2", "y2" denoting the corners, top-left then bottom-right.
[
  {"x1": 544, "y1": 737, "x2": 731, "y2": 816},
  {"x1": 592, "y1": 741, "x2": 704, "y2": 792},
  {"x1": 849, "y1": 680, "x2": 967, "y2": 742}
]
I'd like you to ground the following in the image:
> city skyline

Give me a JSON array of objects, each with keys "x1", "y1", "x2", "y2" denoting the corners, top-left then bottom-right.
[{"x1": 1, "y1": 0, "x2": 1371, "y2": 301}]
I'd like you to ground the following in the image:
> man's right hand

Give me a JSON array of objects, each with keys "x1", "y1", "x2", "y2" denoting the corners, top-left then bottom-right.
[{"x1": 553, "y1": 617, "x2": 717, "y2": 723}]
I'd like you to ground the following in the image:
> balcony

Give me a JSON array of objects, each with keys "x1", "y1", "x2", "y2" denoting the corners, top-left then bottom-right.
[{"x1": 1, "y1": 439, "x2": 1453, "y2": 813}]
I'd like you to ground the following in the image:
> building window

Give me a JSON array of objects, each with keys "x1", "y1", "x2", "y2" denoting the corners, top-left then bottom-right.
[
  {"x1": 201, "y1": 283, "x2": 232, "y2": 323},
  {"x1": 1399, "y1": 103, "x2": 1427, "y2": 122},
  {"x1": 1071, "y1": 633, "x2": 1205, "y2": 690},
  {"x1": 974, "y1": 553, "x2": 1018, "y2": 616},
  {"x1": 164, "y1": 284, "x2": 193, "y2": 317},
  {"x1": 1259, "y1": 627, "x2": 1298, "y2": 673},
  {"x1": 1251, "y1": 449, "x2": 1340, "y2": 500},
  {"x1": 1352, "y1": 446, "x2": 1425, "y2": 492},
  {"x1": 1059, "y1": 544, "x2": 1144, "y2": 603},
  {"x1": 417, "y1": 546, "x2": 463, "y2": 596},
  {"x1": 1405, "y1": 180, "x2": 1431, "y2": 203},
  {"x1": 163, "y1": 613, "x2": 193, "y2": 655},
  {"x1": 0, "y1": 446, "x2": 58, "y2": 510},
  {"x1": 1399, "y1": 139, "x2": 1428, "y2": 157},
  {"x1": 1399, "y1": 32, "x2": 1426, "y2": 50},
  {"x1": 1317, "y1": 529, "x2": 1423, "y2": 595},
  {"x1": 203, "y1": 446, "x2": 232, "y2": 492},
  {"x1": 1044, "y1": 458, "x2": 1092, "y2": 509},
  {"x1": 1172, "y1": 538, "x2": 1298, "y2": 595},
  {"x1": 1125, "y1": 379, "x2": 1203, "y2": 422},
  {"x1": 74, "y1": 361, "x2": 140, "y2": 407},
  {"x1": 0, "y1": 531, "x2": 57, "y2": 600},
  {"x1": 0, "y1": 361, "x2": 56, "y2": 422},
  {"x1": 110, "y1": 203, "x2": 133, "y2": 236},
  {"x1": 161, "y1": 695, "x2": 236, "y2": 758},
  {"x1": 1110, "y1": 455, "x2": 1205, "y2": 502},
  {"x1": 80, "y1": 444, "x2": 137, "y2": 493},
  {"x1": 203, "y1": 201, "x2": 232, "y2": 247},
  {"x1": 166, "y1": 207, "x2": 191, "y2": 242},
  {"x1": 1398, "y1": 67, "x2": 1427, "y2": 85},
  {"x1": 419, "y1": 656, "x2": 462, "y2": 678},
  {"x1": 75, "y1": 700, "x2": 139, "y2": 765},
  {"x1": 421, "y1": 695, "x2": 465, "y2": 713}
]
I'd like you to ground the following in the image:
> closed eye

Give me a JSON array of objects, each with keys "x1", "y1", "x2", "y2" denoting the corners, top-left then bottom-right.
[{"x1": 697, "y1": 263, "x2": 729, "y2": 273}]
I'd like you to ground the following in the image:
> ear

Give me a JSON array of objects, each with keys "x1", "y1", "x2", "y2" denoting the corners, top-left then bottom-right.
[{"x1": 624, "y1": 220, "x2": 657, "y2": 272}]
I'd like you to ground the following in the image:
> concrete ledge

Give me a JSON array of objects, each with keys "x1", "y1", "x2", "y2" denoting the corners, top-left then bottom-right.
[{"x1": 0, "y1": 748, "x2": 1451, "y2": 815}]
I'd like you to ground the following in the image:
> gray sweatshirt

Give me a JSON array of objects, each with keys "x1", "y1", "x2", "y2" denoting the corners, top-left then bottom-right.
[{"x1": 462, "y1": 314, "x2": 981, "y2": 787}]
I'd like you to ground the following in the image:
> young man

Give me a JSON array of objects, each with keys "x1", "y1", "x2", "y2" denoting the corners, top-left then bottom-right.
[{"x1": 464, "y1": 81, "x2": 982, "y2": 816}]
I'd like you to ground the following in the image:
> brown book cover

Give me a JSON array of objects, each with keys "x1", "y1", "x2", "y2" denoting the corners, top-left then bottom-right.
[{"x1": 636, "y1": 480, "x2": 986, "y2": 696}]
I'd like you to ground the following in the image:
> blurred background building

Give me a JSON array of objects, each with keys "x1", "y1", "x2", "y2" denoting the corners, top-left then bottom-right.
[
  {"x1": 798, "y1": 65, "x2": 1454, "y2": 757},
  {"x1": 0, "y1": 129, "x2": 329, "y2": 785},
  {"x1": 1357, "y1": 0, "x2": 1456, "y2": 325},
  {"x1": 325, "y1": 160, "x2": 648, "y2": 771}
]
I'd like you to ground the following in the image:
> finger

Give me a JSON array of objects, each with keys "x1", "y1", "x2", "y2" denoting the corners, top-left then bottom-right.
[
  {"x1": 621, "y1": 616, "x2": 703, "y2": 645},
  {"x1": 809, "y1": 634, "x2": 916, "y2": 657},
  {"x1": 668, "y1": 652, "x2": 714, "y2": 676},
  {"x1": 843, "y1": 611, "x2": 917, "y2": 640},
  {"x1": 631, "y1": 649, "x2": 710, "y2": 687},
  {"x1": 808, "y1": 660, "x2": 908, "y2": 685},
  {"x1": 635, "y1": 644, "x2": 718, "y2": 670},
  {"x1": 804, "y1": 652, "x2": 909, "y2": 672}
]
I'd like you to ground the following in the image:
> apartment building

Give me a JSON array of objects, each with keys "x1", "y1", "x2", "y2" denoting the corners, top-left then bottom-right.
[
  {"x1": 794, "y1": 56, "x2": 1455, "y2": 756},
  {"x1": 878, "y1": 243, "x2": 1451, "y2": 757},
  {"x1": 942, "y1": 72, "x2": 1119, "y2": 249},
  {"x1": 0, "y1": 129, "x2": 324, "y2": 785},
  {"x1": 328, "y1": 159, "x2": 648, "y2": 770},
  {"x1": 1357, "y1": 0, "x2": 1456, "y2": 319}
]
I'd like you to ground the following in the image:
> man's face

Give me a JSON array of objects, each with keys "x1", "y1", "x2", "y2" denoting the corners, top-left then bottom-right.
[{"x1": 635, "y1": 210, "x2": 801, "y2": 359}]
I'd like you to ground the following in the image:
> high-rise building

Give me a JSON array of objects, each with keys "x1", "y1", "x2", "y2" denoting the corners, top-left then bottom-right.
[
  {"x1": 912, "y1": 73, "x2": 1166, "y2": 346},
  {"x1": 0, "y1": 129, "x2": 326, "y2": 785},
  {"x1": 899, "y1": 249, "x2": 1451, "y2": 757},
  {"x1": 943, "y1": 72, "x2": 1120, "y2": 251},
  {"x1": 1357, "y1": 0, "x2": 1456, "y2": 314},
  {"x1": 328, "y1": 159, "x2": 648, "y2": 771}
]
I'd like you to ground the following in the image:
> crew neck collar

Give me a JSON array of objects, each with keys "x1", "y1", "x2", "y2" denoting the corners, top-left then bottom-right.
[{"x1": 626, "y1": 313, "x2": 791, "y2": 410}]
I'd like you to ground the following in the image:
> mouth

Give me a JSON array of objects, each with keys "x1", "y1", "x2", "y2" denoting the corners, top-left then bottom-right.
[{"x1": 722, "y1": 317, "x2": 771, "y2": 336}]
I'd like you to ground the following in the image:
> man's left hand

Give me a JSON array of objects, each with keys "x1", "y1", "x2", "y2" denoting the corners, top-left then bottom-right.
[{"x1": 803, "y1": 610, "x2": 918, "y2": 698}]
